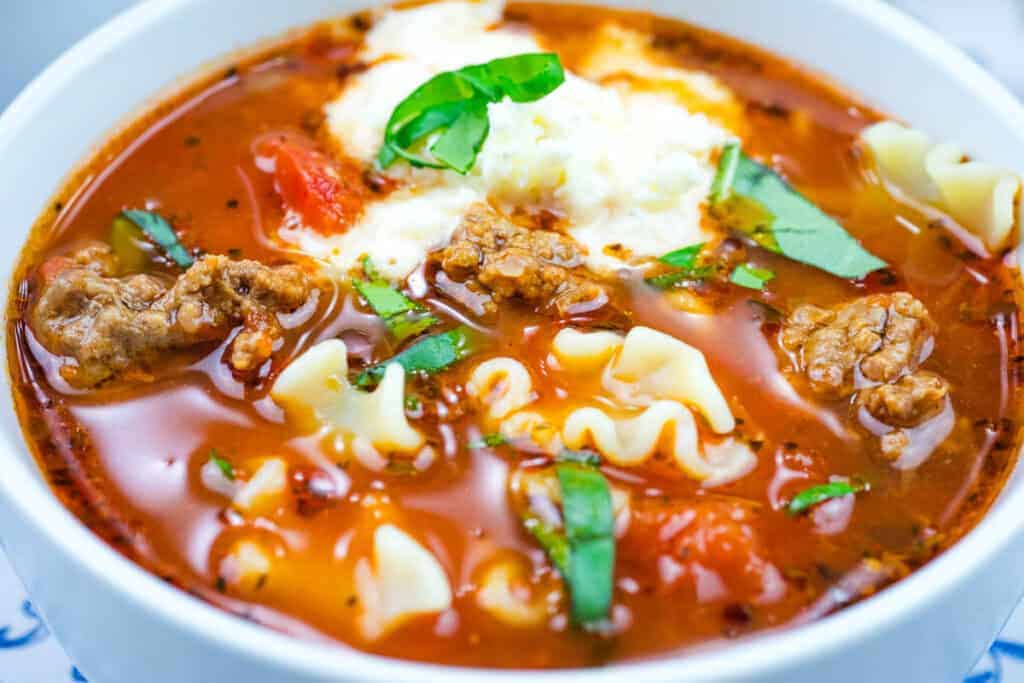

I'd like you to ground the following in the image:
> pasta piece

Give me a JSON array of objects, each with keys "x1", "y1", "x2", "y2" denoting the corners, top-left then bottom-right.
[
  {"x1": 355, "y1": 524, "x2": 453, "y2": 641},
  {"x1": 200, "y1": 458, "x2": 240, "y2": 498},
  {"x1": 550, "y1": 328, "x2": 624, "y2": 372},
  {"x1": 232, "y1": 458, "x2": 288, "y2": 514},
  {"x1": 861, "y1": 121, "x2": 1022, "y2": 251},
  {"x1": 499, "y1": 411, "x2": 563, "y2": 455},
  {"x1": 861, "y1": 121, "x2": 938, "y2": 201},
  {"x1": 925, "y1": 143, "x2": 1021, "y2": 251},
  {"x1": 219, "y1": 540, "x2": 272, "y2": 591},
  {"x1": 467, "y1": 357, "x2": 537, "y2": 420},
  {"x1": 562, "y1": 402, "x2": 753, "y2": 484},
  {"x1": 563, "y1": 401, "x2": 702, "y2": 476},
  {"x1": 476, "y1": 558, "x2": 554, "y2": 628},
  {"x1": 700, "y1": 438, "x2": 758, "y2": 488},
  {"x1": 271, "y1": 339, "x2": 424, "y2": 455},
  {"x1": 605, "y1": 326, "x2": 735, "y2": 434}
]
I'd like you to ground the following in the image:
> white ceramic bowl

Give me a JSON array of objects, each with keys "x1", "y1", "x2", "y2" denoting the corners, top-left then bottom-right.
[{"x1": 1, "y1": 1, "x2": 1023, "y2": 681}]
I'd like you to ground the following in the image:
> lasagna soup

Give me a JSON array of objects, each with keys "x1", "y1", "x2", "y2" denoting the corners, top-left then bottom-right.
[{"x1": 8, "y1": 0, "x2": 1024, "y2": 668}]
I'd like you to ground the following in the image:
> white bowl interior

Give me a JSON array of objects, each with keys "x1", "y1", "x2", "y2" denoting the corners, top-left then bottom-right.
[{"x1": 0, "y1": 1, "x2": 1023, "y2": 682}]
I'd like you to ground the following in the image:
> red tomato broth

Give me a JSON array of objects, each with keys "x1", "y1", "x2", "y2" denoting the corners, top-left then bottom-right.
[{"x1": 6, "y1": 3, "x2": 1022, "y2": 669}]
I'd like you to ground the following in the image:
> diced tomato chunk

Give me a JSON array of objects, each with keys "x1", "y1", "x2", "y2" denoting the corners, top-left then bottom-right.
[
  {"x1": 622, "y1": 497, "x2": 784, "y2": 605},
  {"x1": 255, "y1": 134, "x2": 367, "y2": 235}
]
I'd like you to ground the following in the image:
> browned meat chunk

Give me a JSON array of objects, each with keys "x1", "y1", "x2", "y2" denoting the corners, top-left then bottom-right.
[
  {"x1": 780, "y1": 292, "x2": 936, "y2": 396},
  {"x1": 31, "y1": 244, "x2": 314, "y2": 387},
  {"x1": 434, "y1": 204, "x2": 607, "y2": 316},
  {"x1": 781, "y1": 293, "x2": 953, "y2": 464},
  {"x1": 858, "y1": 371, "x2": 950, "y2": 428}
]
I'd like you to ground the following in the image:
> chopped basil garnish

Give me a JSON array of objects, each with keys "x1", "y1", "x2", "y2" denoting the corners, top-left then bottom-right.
[
  {"x1": 556, "y1": 449, "x2": 602, "y2": 467},
  {"x1": 525, "y1": 516, "x2": 571, "y2": 575},
  {"x1": 355, "y1": 325, "x2": 482, "y2": 387},
  {"x1": 470, "y1": 433, "x2": 508, "y2": 449},
  {"x1": 556, "y1": 462, "x2": 615, "y2": 625},
  {"x1": 120, "y1": 209, "x2": 194, "y2": 269},
  {"x1": 730, "y1": 263, "x2": 775, "y2": 290},
  {"x1": 710, "y1": 144, "x2": 885, "y2": 279},
  {"x1": 209, "y1": 450, "x2": 234, "y2": 481},
  {"x1": 659, "y1": 243, "x2": 706, "y2": 270},
  {"x1": 523, "y1": 460, "x2": 615, "y2": 627},
  {"x1": 378, "y1": 53, "x2": 565, "y2": 174},
  {"x1": 353, "y1": 257, "x2": 438, "y2": 342},
  {"x1": 787, "y1": 479, "x2": 867, "y2": 516},
  {"x1": 645, "y1": 242, "x2": 712, "y2": 290}
]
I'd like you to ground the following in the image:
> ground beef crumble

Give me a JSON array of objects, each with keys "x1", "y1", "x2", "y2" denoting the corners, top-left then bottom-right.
[
  {"x1": 433, "y1": 204, "x2": 608, "y2": 316},
  {"x1": 781, "y1": 292, "x2": 952, "y2": 462},
  {"x1": 31, "y1": 243, "x2": 314, "y2": 388}
]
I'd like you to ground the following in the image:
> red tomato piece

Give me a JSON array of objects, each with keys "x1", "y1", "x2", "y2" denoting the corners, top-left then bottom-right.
[
  {"x1": 256, "y1": 134, "x2": 367, "y2": 235},
  {"x1": 622, "y1": 497, "x2": 785, "y2": 605}
]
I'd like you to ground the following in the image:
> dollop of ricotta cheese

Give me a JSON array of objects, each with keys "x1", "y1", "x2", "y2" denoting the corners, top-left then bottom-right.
[{"x1": 301, "y1": 0, "x2": 735, "y2": 280}]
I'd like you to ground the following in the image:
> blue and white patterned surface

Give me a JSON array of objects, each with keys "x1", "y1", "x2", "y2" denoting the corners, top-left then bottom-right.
[{"x1": 3, "y1": 0, "x2": 1024, "y2": 681}]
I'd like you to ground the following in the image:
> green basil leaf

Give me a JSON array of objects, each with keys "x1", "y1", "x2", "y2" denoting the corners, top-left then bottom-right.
[
  {"x1": 730, "y1": 263, "x2": 775, "y2": 290},
  {"x1": 209, "y1": 450, "x2": 234, "y2": 481},
  {"x1": 658, "y1": 242, "x2": 705, "y2": 269},
  {"x1": 360, "y1": 254, "x2": 380, "y2": 280},
  {"x1": 524, "y1": 516, "x2": 571, "y2": 576},
  {"x1": 645, "y1": 265, "x2": 714, "y2": 291},
  {"x1": 787, "y1": 479, "x2": 867, "y2": 516},
  {"x1": 645, "y1": 243, "x2": 714, "y2": 290},
  {"x1": 556, "y1": 449, "x2": 602, "y2": 467},
  {"x1": 430, "y1": 104, "x2": 490, "y2": 175},
  {"x1": 355, "y1": 325, "x2": 482, "y2": 387},
  {"x1": 384, "y1": 97, "x2": 477, "y2": 169},
  {"x1": 121, "y1": 209, "x2": 194, "y2": 269},
  {"x1": 470, "y1": 433, "x2": 508, "y2": 449},
  {"x1": 479, "y1": 53, "x2": 566, "y2": 102},
  {"x1": 710, "y1": 144, "x2": 886, "y2": 279},
  {"x1": 352, "y1": 279, "x2": 418, "y2": 320},
  {"x1": 557, "y1": 462, "x2": 615, "y2": 624},
  {"x1": 379, "y1": 53, "x2": 564, "y2": 173},
  {"x1": 353, "y1": 258, "x2": 439, "y2": 343}
]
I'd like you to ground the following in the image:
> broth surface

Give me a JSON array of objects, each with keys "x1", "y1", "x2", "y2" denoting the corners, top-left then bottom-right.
[{"x1": 7, "y1": 2, "x2": 1022, "y2": 668}]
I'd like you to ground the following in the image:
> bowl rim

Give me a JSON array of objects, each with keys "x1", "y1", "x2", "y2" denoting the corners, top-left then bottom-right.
[{"x1": 2, "y1": 0, "x2": 1024, "y2": 681}]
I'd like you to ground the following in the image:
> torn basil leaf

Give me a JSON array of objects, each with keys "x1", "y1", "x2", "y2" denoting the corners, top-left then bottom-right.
[
  {"x1": 379, "y1": 53, "x2": 565, "y2": 174},
  {"x1": 645, "y1": 242, "x2": 712, "y2": 290},
  {"x1": 121, "y1": 209, "x2": 194, "y2": 269},
  {"x1": 470, "y1": 433, "x2": 508, "y2": 449},
  {"x1": 353, "y1": 257, "x2": 438, "y2": 342},
  {"x1": 209, "y1": 450, "x2": 234, "y2": 481},
  {"x1": 787, "y1": 479, "x2": 867, "y2": 516},
  {"x1": 355, "y1": 325, "x2": 481, "y2": 387},
  {"x1": 730, "y1": 263, "x2": 775, "y2": 290},
  {"x1": 525, "y1": 516, "x2": 571, "y2": 576},
  {"x1": 557, "y1": 462, "x2": 615, "y2": 625},
  {"x1": 521, "y1": 461, "x2": 615, "y2": 626},
  {"x1": 556, "y1": 449, "x2": 602, "y2": 467},
  {"x1": 710, "y1": 144, "x2": 885, "y2": 279}
]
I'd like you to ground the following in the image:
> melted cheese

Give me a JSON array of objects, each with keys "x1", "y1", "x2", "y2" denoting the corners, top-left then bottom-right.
[{"x1": 308, "y1": 0, "x2": 733, "y2": 281}]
